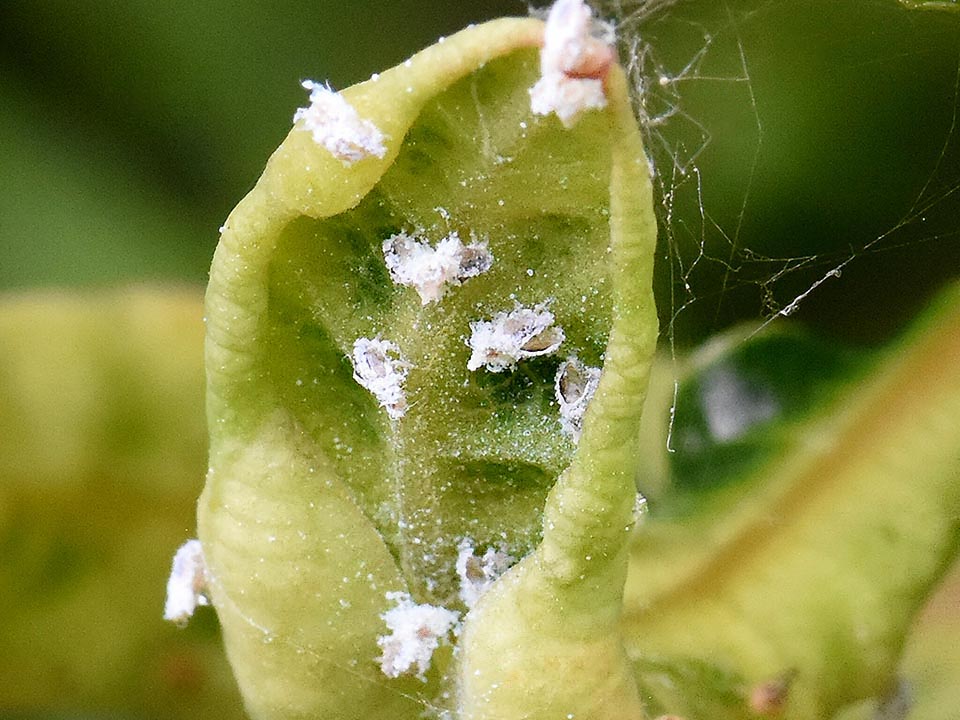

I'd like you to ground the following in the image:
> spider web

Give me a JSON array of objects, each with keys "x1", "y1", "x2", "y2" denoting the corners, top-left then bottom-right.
[
  {"x1": 604, "y1": 0, "x2": 960, "y2": 346},
  {"x1": 600, "y1": 0, "x2": 960, "y2": 455}
]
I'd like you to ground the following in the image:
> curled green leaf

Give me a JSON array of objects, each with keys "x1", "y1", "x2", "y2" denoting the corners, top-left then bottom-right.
[{"x1": 197, "y1": 7, "x2": 658, "y2": 720}]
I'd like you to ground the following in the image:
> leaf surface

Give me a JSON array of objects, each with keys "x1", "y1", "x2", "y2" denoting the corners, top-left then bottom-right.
[{"x1": 199, "y1": 15, "x2": 659, "y2": 720}]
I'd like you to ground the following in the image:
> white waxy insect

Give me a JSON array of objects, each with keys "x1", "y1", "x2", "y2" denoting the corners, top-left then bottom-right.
[
  {"x1": 382, "y1": 230, "x2": 493, "y2": 305},
  {"x1": 294, "y1": 80, "x2": 387, "y2": 165},
  {"x1": 466, "y1": 303, "x2": 565, "y2": 372},
  {"x1": 376, "y1": 591, "x2": 460, "y2": 680},
  {"x1": 529, "y1": 0, "x2": 616, "y2": 127},
  {"x1": 350, "y1": 337, "x2": 411, "y2": 420},
  {"x1": 163, "y1": 539, "x2": 209, "y2": 626},
  {"x1": 554, "y1": 355, "x2": 601, "y2": 442},
  {"x1": 456, "y1": 538, "x2": 515, "y2": 609}
]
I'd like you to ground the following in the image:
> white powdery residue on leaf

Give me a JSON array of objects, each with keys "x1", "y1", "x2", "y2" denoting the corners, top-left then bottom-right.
[
  {"x1": 529, "y1": 0, "x2": 615, "y2": 128},
  {"x1": 293, "y1": 80, "x2": 387, "y2": 165},
  {"x1": 554, "y1": 355, "x2": 601, "y2": 442},
  {"x1": 351, "y1": 337, "x2": 411, "y2": 420},
  {"x1": 163, "y1": 539, "x2": 209, "y2": 626},
  {"x1": 467, "y1": 303, "x2": 565, "y2": 372},
  {"x1": 376, "y1": 591, "x2": 460, "y2": 681},
  {"x1": 382, "y1": 230, "x2": 493, "y2": 305},
  {"x1": 456, "y1": 538, "x2": 515, "y2": 609}
]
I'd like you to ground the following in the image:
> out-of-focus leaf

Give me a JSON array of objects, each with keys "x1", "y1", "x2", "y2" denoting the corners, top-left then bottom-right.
[
  {"x1": 827, "y1": 559, "x2": 960, "y2": 720},
  {"x1": 0, "y1": 287, "x2": 244, "y2": 720},
  {"x1": 898, "y1": 559, "x2": 960, "y2": 718},
  {"x1": 0, "y1": 77, "x2": 212, "y2": 289},
  {"x1": 622, "y1": 284, "x2": 960, "y2": 718}
]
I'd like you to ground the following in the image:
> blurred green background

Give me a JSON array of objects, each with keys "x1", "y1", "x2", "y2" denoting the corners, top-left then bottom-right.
[
  {"x1": 0, "y1": 0, "x2": 523, "y2": 289},
  {"x1": 1, "y1": 0, "x2": 958, "y2": 718}
]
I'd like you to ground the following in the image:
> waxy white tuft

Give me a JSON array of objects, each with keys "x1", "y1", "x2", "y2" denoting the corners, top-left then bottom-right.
[
  {"x1": 351, "y1": 337, "x2": 411, "y2": 420},
  {"x1": 294, "y1": 80, "x2": 387, "y2": 165},
  {"x1": 529, "y1": 0, "x2": 615, "y2": 127},
  {"x1": 383, "y1": 230, "x2": 493, "y2": 305},
  {"x1": 554, "y1": 355, "x2": 602, "y2": 442},
  {"x1": 376, "y1": 592, "x2": 460, "y2": 680},
  {"x1": 467, "y1": 303, "x2": 565, "y2": 372},
  {"x1": 456, "y1": 539, "x2": 515, "y2": 609},
  {"x1": 163, "y1": 539, "x2": 209, "y2": 626}
]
